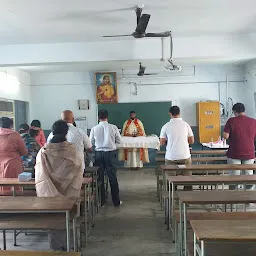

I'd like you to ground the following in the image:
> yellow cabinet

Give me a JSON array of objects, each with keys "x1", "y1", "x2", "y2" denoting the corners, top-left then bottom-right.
[{"x1": 196, "y1": 101, "x2": 220, "y2": 143}]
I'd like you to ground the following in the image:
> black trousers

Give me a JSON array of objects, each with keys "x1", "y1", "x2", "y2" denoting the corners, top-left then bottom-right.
[{"x1": 95, "y1": 150, "x2": 120, "y2": 206}]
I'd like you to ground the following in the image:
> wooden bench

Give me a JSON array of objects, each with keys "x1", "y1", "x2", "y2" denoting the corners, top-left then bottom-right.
[
  {"x1": 0, "y1": 251, "x2": 80, "y2": 256},
  {"x1": 0, "y1": 197, "x2": 77, "y2": 252},
  {"x1": 0, "y1": 213, "x2": 82, "y2": 250},
  {"x1": 156, "y1": 157, "x2": 228, "y2": 203},
  {"x1": 157, "y1": 150, "x2": 227, "y2": 156},
  {"x1": 190, "y1": 220, "x2": 256, "y2": 256},
  {"x1": 174, "y1": 211, "x2": 256, "y2": 223},
  {"x1": 156, "y1": 156, "x2": 227, "y2": 163},
  {"x1": 187, "y1": 241, "x2": 256, "y2": 256}
]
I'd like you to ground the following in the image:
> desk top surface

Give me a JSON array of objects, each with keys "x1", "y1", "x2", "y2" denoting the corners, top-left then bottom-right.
[
  {"x1": 0, "y1": 177, "x2": 92, "y2": 186},
  {"x1": 191, "y1": 220, "x2": 256, "y2": 241},
  {"x1": 0, "y1": 178, "x2": 35, "y2": 185},
  {"x1": 176, "y1": 190, "x2": 256, "y2": 204},
  {"x1": 0, "y1": 251, "x2": 80, "y2": 256},
  {"x1": 156, "y1": 156, "x2": 227, "y2": 162},
  {"x1": 167, "y1": 174, "x2": 256, "y2": 184},
  {"x1": 157, "y1": 150, "x2": 227, "y2": 155},
  {"x1": 161, "y1": 164, "x2": 256, "y2": 171},
  {"x1": 0, "y1": 196, "x2": 77, "y2": 212}
]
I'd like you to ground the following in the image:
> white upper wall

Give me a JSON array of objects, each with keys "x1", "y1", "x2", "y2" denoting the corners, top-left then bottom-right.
[
  {"x1": 30, "y1": 64, "x2": 246, "y2": 129},
  {"x1": 30, "y1": 72, "x2": 97, "y2": 129},
  {"x1": 243, "y1": 60, "x2": 256, "y2": 118},
  {"x1": 0, "y1": 67, "x2": 30, "y2": 102}
]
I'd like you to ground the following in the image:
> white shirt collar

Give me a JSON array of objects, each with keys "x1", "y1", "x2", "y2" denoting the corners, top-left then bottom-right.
[
  {"x1": 171, "y1": 118, "x2": 182, "y2": 121},
  {"x1": 67, "y1": 123, "x2": 74, "y2": 127}
]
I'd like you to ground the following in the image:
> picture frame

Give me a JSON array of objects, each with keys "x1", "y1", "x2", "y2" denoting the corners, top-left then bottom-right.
[{"x1": 94, "y1": 72, "x2": 118, "y2": 104}]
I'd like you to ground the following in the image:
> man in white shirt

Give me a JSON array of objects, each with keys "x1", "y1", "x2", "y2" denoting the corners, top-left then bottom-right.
[
  {"x1": 90, "y1": 109, "x2": 122, "y2": 207},
  {"x1": 47, "y1": 110, "x2": 92, "y2": 170},
  {"x1": 160, "y1": 106, "x2": 194, "y2": 190}
]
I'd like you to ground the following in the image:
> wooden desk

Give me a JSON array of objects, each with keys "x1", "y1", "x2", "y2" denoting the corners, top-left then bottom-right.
[
  {"x1": 0, "y1": 178, "x2": 92, "y2": 248},
  {"x1": 0, "y1": 212, "x2": 79, "y2": 250},
  {"x1": 177, "y1": 191, "x2": 256, "y2": 256},
  {"x1": 0, "y1": 197, "x2": 77, "y2": 252},
  {"x1": 191, "y1": 150, "x2": 227, "y2": 155},
  {"x1": 156, "y1": 156, "x2": 227, "y2": 163},
  {"x1": 0, "y1": 251, "x2": 80, "y2": 256},
  {"x1": 161, "y1": 164, "x2": 256, "y2": 203},
  {"x1": 174, "y1": 212, "x2": 256, "y2": 255},
  {"x1": 191, "y1": 220, "x2": 256, "y2": 256},
  {"x1": 0, "y1": 178, "x2": 92, "y2": 190},
  {"x1": 167, "y1": 175, "x2": 256, "y2": 233},
  {"x1": 161, "y1": 164, "x2": 256, "y2": 172},
  {"x1": 157, "y1": 150, "x2": 227, "y2": 156}
]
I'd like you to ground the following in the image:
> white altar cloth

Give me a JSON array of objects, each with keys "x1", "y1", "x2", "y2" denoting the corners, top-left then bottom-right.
[{"x1": 117, "y1": 136, "x2": 160, "y2": 149}]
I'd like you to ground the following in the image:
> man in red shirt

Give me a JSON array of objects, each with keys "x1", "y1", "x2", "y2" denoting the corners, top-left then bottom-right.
[{"x1": 223, "y1": 103, "x2": 256, "y2": 190}]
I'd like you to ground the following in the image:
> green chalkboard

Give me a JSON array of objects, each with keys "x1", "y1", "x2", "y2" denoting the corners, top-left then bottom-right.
[{"x1": 98, "y1": 101, "x2": 172, "y2": 135}]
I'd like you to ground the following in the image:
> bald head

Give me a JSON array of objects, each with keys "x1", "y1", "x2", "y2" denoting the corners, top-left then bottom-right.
[{"x1": 61, "y1": 110, "x2": 74, "y2": 124}]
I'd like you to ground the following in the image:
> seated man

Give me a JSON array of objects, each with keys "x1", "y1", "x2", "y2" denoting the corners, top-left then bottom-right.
[
  {"x1": 36, "y1": 120, "x2": 83, "y2": 250},
  {"x1": 160, "y1": 106, "x2": 194, "y2": 190}
]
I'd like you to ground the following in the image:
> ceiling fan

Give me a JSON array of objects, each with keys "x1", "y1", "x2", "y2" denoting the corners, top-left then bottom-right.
[
  {"x1": 137, "y1": 62, "x2": 158, "y2": 76},
  {"x1": 103, "y1": 7, "x2": 170, "y2": 39}
]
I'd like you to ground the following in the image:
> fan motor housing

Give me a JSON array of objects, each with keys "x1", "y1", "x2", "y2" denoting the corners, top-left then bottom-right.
[{"x1": 132, "y1": 32, "x2": 145, "y2": 38}]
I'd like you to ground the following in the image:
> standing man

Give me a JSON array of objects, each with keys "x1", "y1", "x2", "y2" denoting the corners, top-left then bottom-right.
[
  {"x1": 119, "y1": 111, "x2": 149, "y2": 168},
  {"x1": 160, "y1": 106, "x2": 194, "y2": 190},
  {"x1": 90, "y1": 109, "x2": 122, "y2": 207},
  {"x1": 47, "y1": 110, "x2": 92, "y2": 170},
  {"x1": 223, "y1": 103, "x2": 256, "y2": 190}
]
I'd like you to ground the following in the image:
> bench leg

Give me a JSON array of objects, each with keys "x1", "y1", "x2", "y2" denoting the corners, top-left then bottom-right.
[
  {"x1": 84, "y1": 186, "x2": 88, "y2": 247},
  {"x1": 3, "y1": 230, "x2": 6, "y2": 250},
  {"x1": 91, "y1": 199, "x2": 95, "y2": 227},
  {"x1": 73, "y1": 218, "x2": 77, "y2": 252},
  {"x1": 13, "y1": 230, "x2": 17, "y2": 246},
  {"x1": 95, "y1": 178, "x2": 99, "y2": 213},
  {"x1": 160, "y1": 185, "x2": 163, "y2": 210},
  {"x1": 66, "y1": 211, "x2": 70, "y2": 252},
  {"x1": 77, "y1": 225, "x2": 81, "y2": 251}
]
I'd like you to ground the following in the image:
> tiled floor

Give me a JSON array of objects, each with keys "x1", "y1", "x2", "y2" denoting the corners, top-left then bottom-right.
[{"x1": 0, "y1": 169, "x2": 175, "y2": 255}]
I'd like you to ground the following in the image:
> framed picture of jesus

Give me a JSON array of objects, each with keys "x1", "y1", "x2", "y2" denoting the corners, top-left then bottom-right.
[{"x1": 95, "y1": 72, "x2": 118, "y2": 104}]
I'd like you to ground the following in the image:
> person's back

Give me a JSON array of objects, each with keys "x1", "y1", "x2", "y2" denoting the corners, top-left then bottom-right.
[
  {"x1": 47, "y1": 110, "x2": 92, "y2": 170},
  {"x1": 36, "y1": 120, "x2": 83, "y2": 198},
  {"x1": 160, "y1": 106, "x2": 194, "y2": 190},
  {"x1": 19, "y1": 124, "x2": 40, "y2": 168},
  {"x1": 90, "y1": 109, "x2": 121, "y2": 207},
  {"x1": 36, "y1": 120, "x2": 83, "y2": 251},
  {"x1": 223, "y1": 103, "x2": 256, "y2": 190},
  {"x1": 66, "y1": 124, "x2": 91, "y2": 151},
  {"x1": 225, "y1": 115, "x2": 256, "y2": 159},
  {"x1": 31, "y1": 120, "x2": 46, "y2": 147},
  {"x1": 164, "y1": 118, "x2": 192, "y2": 160},
  {"x1": 0, "y1": 118, "x2": 28, "y2": 194},
  {"x1": 91, "y1": 121, "x2": 121, "y2": 151}
]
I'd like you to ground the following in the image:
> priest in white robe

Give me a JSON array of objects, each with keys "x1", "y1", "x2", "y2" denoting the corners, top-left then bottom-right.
[{"x1": 119, "y1": 111, "x2": 149, "y2": 168}]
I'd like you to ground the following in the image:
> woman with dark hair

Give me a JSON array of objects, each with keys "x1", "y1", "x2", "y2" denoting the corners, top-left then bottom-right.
[
  {"x1": 30, "y1": 119, "x2": 46, "y2": 147},
  {"x1": 19, "y1": 124, "x2": 40, "y2": 168},
  {"x1": 35, "y1": 120, "x2": 83, "y2": 250},
  {"x1": 0, "y1": 117, "x2": 28, "y2": 194}
]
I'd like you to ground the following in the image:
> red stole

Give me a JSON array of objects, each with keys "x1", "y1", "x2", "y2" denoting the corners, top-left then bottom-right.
[{"x1": 123, "y1": 119, "x2": 145, "y2": 161}]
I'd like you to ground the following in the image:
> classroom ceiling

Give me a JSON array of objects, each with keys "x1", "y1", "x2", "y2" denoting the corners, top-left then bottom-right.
[{"x1": 0, "y1": 0, "x2": 255, "y2": 45}]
